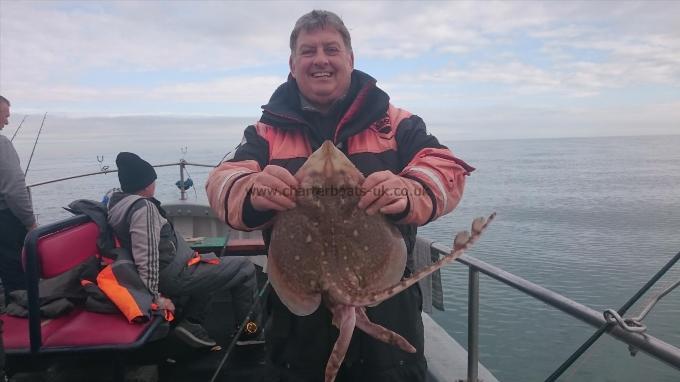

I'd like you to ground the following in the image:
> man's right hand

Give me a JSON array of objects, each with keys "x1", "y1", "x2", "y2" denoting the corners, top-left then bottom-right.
[{"x1": 250, "y1": 165, "x2": 298, "y2": 212}]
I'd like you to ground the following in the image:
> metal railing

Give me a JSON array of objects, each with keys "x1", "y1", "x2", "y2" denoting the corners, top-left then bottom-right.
[
  {"x1": 27, "y1": 161, "x2": 214, "y2": 200},
  {"x1": 430, "y1": 241, "x2": 680, "y2": 382}
]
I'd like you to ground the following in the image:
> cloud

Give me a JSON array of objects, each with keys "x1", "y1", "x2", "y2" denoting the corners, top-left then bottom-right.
[
  {"x1": 1, "y1": 2, "x2": 287, "y2": 77},
  {"x1": 0, "y1": 0, "x2": 678, "y2": 139},
  {"x1": 7, "y1": 75, "x2": 283, "y2": 103},
  {"x1": 422, "y1": 101, "x2": 680, "y2": 141},
  {"x1": 386, "y1": 17, "x2": 680, "y2": 100},
  {"x1": 413, "y1": 62, "x2": 560, "y2": 89},
  {"x1": 0, "y1": 1, "x2": 604, "y2": 80},
  {"x1": 147, "y1": 75, "x2": 286, "y2": 103}
]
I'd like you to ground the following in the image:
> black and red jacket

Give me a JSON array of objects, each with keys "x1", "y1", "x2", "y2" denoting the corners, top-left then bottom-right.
[
  {"x1": 207, "y1": 69, "x2": 474, "y2": 380},
  {"x1": 207, "y1": 69, "x2": 473, "y2": 255}
]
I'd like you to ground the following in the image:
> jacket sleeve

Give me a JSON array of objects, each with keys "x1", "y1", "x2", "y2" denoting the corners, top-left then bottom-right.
[
  {"x1": 206, "y1": 124, "x2": 272, "y2": 231},
  {"x1": 128, "y1": 200, "x2": 164, "y2": 299},
  {"x1": 0, "y1": 136, "x2": 35, "y2": 227},
  {"x1": 395, "y1": 115, "x2": 474, "y2": 226}
]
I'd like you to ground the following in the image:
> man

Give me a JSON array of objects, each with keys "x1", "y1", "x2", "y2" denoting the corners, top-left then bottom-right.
[
  {"x1": 0, "y1": 95, "x2": 36, "y2": 303},
  {"x1": 107, "y1": 152, "x2": 260, "y2": 348},
  {"x1": 206, "y1": 10, "x2": 473, "y2": 381}
]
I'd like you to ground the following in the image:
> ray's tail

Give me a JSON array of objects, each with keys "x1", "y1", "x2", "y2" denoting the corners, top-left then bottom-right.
[
  {"x1": 342, "y1": 213, "x2": 496, "y2": 307},
  {"x1": 354, "y1": 306, "x2": 416, "y2": 353},
  {"x1": 325, "y1": 305, "x2": 357, "y2": 382}
]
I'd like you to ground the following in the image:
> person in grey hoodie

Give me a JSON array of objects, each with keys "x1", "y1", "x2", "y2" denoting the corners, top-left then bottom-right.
[
  {"x1": 107, "y1": 152, "x2": 260, "y2": 348},
  {"x1": 0, "y1": 95, "x2": 36, "y2": 302}
]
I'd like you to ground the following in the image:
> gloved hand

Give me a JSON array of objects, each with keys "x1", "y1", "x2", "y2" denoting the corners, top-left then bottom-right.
[
  {"x1": 250, "y1": 165, "x2": 298, "y2": 212},
  {"x1": 358, "y1": 170, "x2": 414, "y2": 216},
  {"x1": 156, "y1": 296, "x2": 175, "y2": 313}
]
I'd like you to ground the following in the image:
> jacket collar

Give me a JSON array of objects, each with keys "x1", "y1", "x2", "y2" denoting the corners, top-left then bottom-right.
[{"x1": 259, "y1": 69, "x2": 390, "y2": 143}]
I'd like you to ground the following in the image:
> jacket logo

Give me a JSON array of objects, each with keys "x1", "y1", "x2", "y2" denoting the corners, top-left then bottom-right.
[{"x1": 371, "y1": 115, "x2": 393, "y2": 137}]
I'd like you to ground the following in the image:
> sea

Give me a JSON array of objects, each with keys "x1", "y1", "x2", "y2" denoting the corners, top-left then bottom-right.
[{"x1": 6, "y1": 116, "x2": 680, "y2": 382}]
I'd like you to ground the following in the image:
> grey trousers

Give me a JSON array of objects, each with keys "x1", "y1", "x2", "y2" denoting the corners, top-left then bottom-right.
[
  {"x1": 0, "y1": 209, "x2": 27, "y2": 302},
  {"x1": 159, "y1": 254, "x2": 257, "y2": 325}
]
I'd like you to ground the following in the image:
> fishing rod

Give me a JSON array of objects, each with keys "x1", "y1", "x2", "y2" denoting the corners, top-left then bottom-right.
[
  {"x1": 216, "y1": 149, "x2": 233, "y2": 167},
  {"x1": 207, "y1": 142, "x2": 264, "y2": 382},
  {"x1": 209, "y1": 279, "x2": 269, "y2": 382},
  {"x1": 545, "y1": 249, "x2": 680, "y2": 381},
  {"x1": 10, "y1": 115, "x2": 28, "y2": 142},
  {"x1": 24, "y1": 112, "x2": 47, "y2": 177}
]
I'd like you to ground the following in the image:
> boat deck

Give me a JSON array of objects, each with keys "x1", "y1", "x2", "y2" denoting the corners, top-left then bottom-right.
[
  {"x1": 2, "y1": 201, "x2": 501, "y2": 382},
  {"x1": 7, "y1": 341, "x2": 265, "y2": 382},
  {"x1": 3, "y1": 286, "x2": 499, "y2": 382}
]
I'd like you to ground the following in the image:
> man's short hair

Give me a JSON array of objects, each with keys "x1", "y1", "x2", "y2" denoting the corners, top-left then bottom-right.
[
  {"x1": 290, "y1": 10, "x2": 352, "y2": 53},
  {"x1": 0, "y1": 96, "x2": 10, "y2": 107}
]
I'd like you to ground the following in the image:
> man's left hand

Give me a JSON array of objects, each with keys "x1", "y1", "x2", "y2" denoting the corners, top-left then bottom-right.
[
  {"x1": 358, "y1": 171, "x2": 410, "y2": 216},
  {"x1": 156, "y1": 296, "x2": 176, "y2": 313}
]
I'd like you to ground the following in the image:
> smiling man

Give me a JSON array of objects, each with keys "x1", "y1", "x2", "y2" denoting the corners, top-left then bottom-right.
[
  {"x1": 289, "y1": 24, "x2": 354, "y2": 115},
  {"x1": 207, "y1": 10, "x2": 473, "y2": 382}
]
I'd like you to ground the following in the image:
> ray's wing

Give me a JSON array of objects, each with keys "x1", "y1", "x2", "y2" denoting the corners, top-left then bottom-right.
[
  {"x1": 345, "y1": 213, "x2": 496, "y2": 307},
  {"x1": 268, "y1": 210, "x2": 324, "y2": 315}
]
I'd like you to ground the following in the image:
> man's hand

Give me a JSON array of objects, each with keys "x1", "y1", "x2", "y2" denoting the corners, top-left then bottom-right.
[
  {"x1": 250, "y1": 165, "x2": 298, "y2": 212},
  {"x1": 358, "y1": 171, "x2": 410, "y2": 216},
  {"x1": 156, "y1": 296, "x2": 175, "y2": 313},
  {"x1": 26, "y1": 223, "x2": 37, "y2": 231}
]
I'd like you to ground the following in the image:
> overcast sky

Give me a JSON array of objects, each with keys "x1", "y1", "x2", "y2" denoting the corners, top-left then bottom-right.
[{"x1": 1, "y1": 0, "x2": 678, "y2": 140}]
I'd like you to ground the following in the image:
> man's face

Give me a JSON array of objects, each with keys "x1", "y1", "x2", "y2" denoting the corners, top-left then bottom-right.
[
  {"x1": 139, "y1": 181, "x2": 156, "y2": 197},
  {"x1": 290, "y1": 27, "x2": 354, "y2": 112},
  {"x1": 0, "y1": 103, "x2": 9, "y2": 129}
]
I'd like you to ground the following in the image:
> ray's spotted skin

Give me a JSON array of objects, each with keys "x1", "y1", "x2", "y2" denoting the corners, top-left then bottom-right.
[{"x1": 268, "y1": 141, "x2": 494, "y2": 382}]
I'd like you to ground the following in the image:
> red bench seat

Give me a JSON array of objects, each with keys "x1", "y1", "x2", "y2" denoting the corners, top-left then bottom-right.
[
  {"x1": 1, "y1": 215, "x2": 162, "y2": 355},
  {"x1": 2, "y1": 309, "x2": 158, "y2": 354}
]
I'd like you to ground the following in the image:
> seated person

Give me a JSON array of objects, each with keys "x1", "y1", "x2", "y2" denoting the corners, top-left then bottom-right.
[{"x1": 107, "y1": 152, "x2": 259, "y2": 348}]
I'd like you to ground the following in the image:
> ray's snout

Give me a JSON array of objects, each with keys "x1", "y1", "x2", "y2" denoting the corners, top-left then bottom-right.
[{"x1": 320, "y1": 141, "x2": 340, "y2": 178}]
